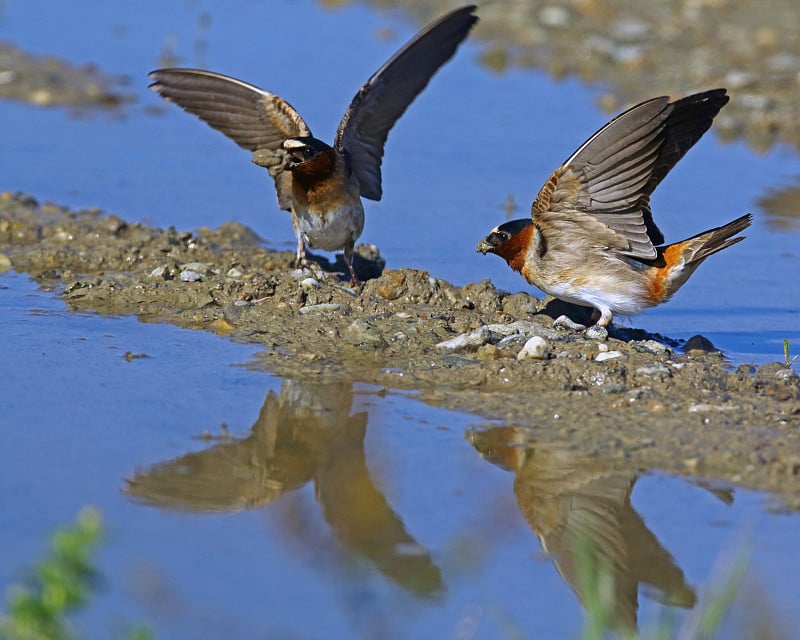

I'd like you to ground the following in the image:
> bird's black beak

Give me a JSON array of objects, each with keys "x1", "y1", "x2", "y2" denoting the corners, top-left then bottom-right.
[{"x1": 284, "y1": 152, "x2": 304, "y2": 168}]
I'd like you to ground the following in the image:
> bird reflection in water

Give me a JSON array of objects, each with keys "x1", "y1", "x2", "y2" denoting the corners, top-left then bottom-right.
[
  {"x1": 124, "y1": 379, "x2": 443, "y2": 597},
  {"x1": 468, "y1": 426, "x2": 697, "y2": 633}
]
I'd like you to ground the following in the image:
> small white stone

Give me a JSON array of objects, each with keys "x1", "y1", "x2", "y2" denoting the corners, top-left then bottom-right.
[
  {"x1": 436, "y1": 326, "x2": 493, "y2": 354},
  {"x1": 299, "y1": 277, "x2": 320, "y2": 290},
  {"x1": 598, "y1": 343, "x2": 609, "y2": 353},
  {"x1": 596, "y1": 350, "x2": 624, "y2": 362},
  {"x1": 517, "y1": 336, "x2": 548, "y2": 360},
  {"x1": 180, "y1": 269, "x2": 203, "y2": 282},
  {"x1": 299, "y1": 303, "x2": 341, "y2": 315}
]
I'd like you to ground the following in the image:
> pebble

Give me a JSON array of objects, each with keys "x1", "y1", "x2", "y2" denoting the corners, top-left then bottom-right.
[
  {"x1": 436, "y1": 326, "x2": 493, "y2": 354},
  {"x1": 774, "y1": 368, "x2": 800, "y2": 382},
  {"x1": 584, "y1": 325, "x2": 608, "y2": 341},
  {"x1": 517, "y1": 336, "x2": 548, "y2": 360},
  {"x1": 148, "y1": 265, "x2": 172, "y2": 280},
  {"x1": 179, "y1": 262, "x2": 211, "y2": 282},
  {"x1": 486, "y1": 320, "x2": 561, "y2": 341},
  {"x1": 181, "y1": 261, "x2": 209, "y2": 273},
  {"x1": 553, "y1": 315, "x2": 586, "y2": 332},
  {"x1": 539, "y1": 6, "x2": 570, "y2": 28},
  {"x1": 684, "y1": 334, "x2": 718, "y2": 353},
  {"x1": 636, "y1": 364, "x2": 673, "y2": 380},
  {"x1": 226, "y1": 267, "x2": 243, "y2": 278},
  {"x1": 628, "y1": 386, "x2": 655, "y2": 402},
  {"x1": 497, "y1": 334, "x2": 529, "y2": 348},
  {"x1": 298, "y1": 303, "x2": 341, "y2": 315},
  {"x1": 595, "y1": 350, "x2": 624, "y2": 362},
  {"x1": 612, "y1": 18, "x2": 650, "y2": 41},
  {"x1": 299, "y1": 277, "x2": 320, "y2": 290},
  {"x1": 180, "y1": 269, "x2": 204, "y2": 282},
  {"x1": 0, "y1": 252, "x2": 12, "y2": 272},
  {"x1": 290, "y1": 268, "x2": 313, "y2": 279},
  {"x1": 344, "y1": 319, "x2": 386, "y2": 347},
  {"x1": 632, "y1": 339, "x2": 669, "y2": 355},
  {"x1": 689, "y1": 403, "x2": 741, "y2": 413}
]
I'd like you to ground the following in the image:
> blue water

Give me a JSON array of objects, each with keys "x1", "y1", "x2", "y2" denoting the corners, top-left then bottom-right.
[
  {"x1": 1, "y1": 273, "x2": 799, "y2": 638},
  {"x1": 2, "y1": 1, "x2": 800, "y2": 637}
]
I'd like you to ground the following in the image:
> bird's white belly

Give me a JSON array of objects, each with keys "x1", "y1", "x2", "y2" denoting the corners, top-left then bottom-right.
[
  {"x1": 544, "y1": 279, "x2": 648, "y2": 316},
  {"x1": 295, "y1": 201, "x2": 364, "y2": 251}
]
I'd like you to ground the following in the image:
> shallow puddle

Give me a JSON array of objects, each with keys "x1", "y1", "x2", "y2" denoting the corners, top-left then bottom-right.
[
  {"x1": 2, "y1": 1, "x2": 800, "y2": 636},
  {"x1": 1, "y1": 273, "x2": 799, "y2": 638}
]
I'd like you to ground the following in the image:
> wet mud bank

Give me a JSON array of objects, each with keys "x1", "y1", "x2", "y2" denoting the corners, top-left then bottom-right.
[{"x1": 2, "y1": 192, "x2": 799, "y2": 505}]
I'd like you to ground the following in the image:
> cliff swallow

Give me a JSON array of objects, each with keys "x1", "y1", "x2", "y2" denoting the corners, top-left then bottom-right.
[
  {"x1": 149, "y1": 6, "x2": 478, "y2": 285},
  {"x1": 477, "y1": 89, "x2": 751, "y2": 327}
]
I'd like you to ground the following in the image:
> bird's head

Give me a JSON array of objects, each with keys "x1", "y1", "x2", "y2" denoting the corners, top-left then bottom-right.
[
  {"x1": 283, "y1": 137, "x2": 333, "y2": 167},
  {"x1": 476, "y1": 219, "x2": 534, "y2": 272},
  {"x1": 282, "y1": 137, "x2": 338, "y2": 185}
]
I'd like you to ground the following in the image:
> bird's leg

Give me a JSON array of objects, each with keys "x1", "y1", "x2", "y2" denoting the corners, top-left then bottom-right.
[
  {"x1": 343, "y1": 241, "x2": 361, "y2": 288},
  {"x1": 294, "y1": 231, "x2": 309, "y2": 268},
  {"x1": 592, "y1": 307, "x2": 613, "y2": 327}
]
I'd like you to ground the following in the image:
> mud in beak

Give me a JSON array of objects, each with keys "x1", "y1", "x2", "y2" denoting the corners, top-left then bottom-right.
[
  {"x1": 252, "y1": 148, "x2": 292, "y2": 172},
  {"x1": 476, "y1": 237, "x2": 495, "y2": 255}
]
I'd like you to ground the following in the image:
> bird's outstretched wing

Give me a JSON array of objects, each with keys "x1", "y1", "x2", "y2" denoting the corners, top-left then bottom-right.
[
  {"x1": 531, "y1": 89, "x2": 729, "y2": 259},
  {"x1": 335, "y1": 5, "x2": 478, "y2": 201},
  {"x1": 149, "y1": 68, "x2": 311, "y2": 210}
]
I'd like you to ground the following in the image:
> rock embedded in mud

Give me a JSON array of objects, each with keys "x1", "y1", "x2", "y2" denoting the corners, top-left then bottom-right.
[
  {"x1": 636, "y1": 363, "x2": 673, "y2": 381},
  {"x1": 436, "y1": 326, "x2": 494, "y2": 354},
  {"x1": 631, "y1": 339, "x2": 669, "y2": 355},
  {"x1": 553, "y1": 315, "x2": 586, "y2": 332},
  {"x1": 684, "y1": 334, "x2": 719, "y2": 354},
  {"x1": 377, "y1": 270, "x2": 407, "y2": 300},
  {"x1": 299, "y1": 303, "x2": 342, "y2": 315},
  {"x1": 179, "y1": 262, "x2": 213, "y2": 282},
  {"x1": 344, "y1": 319, "x2": 387, "y2": 348},
  {"x1": 148, "y1": 265, "x2": 173, "y2": 280},
  {"x1": 585, "y1": 325, "x2": 609, "y2": 341}
]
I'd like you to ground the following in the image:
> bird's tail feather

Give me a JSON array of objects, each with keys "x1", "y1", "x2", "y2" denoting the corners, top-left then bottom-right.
[{"x1": 680, "y1": 213, "x2": 752, "y2": 265}]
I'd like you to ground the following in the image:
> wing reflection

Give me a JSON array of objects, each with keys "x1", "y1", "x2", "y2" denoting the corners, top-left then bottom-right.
[
  {"x1": 758, "y1": 178, "x2": 800, "y2": 231},
  {"x1": 124, "y1": 379, "x2": 442, "y2": 596},
  {"x1": 468, "y1": 426, "x2": 696, "y2": 632}
]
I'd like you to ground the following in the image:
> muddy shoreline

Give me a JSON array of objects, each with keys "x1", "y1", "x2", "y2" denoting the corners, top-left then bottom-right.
[{"x1": 2, "y1": 191, "x2": 799, "y2": 505}]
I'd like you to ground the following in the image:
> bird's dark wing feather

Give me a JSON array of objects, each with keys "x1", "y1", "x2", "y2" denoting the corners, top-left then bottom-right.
[
  {"x1": 335, "y1": 6, "x2": 478, "y2": 201},
  {"x1": 149, "y1": 68, "x2": 311, "y2": 210},
  {"x1": 531, "y1": 89, "x2": 729, "y2": 259}
]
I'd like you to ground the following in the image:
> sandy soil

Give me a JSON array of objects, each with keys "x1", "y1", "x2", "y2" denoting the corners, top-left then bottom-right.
[{"x1": 2, "y1": 192, "x2": 798, "y2": 506}]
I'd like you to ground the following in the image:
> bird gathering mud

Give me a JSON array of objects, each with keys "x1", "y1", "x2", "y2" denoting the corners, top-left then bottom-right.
[{"x1": 2, "y1": 191, "x2": 799, "y2": 506}]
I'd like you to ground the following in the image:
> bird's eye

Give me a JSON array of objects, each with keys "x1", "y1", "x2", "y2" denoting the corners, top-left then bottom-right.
[
  {"x1": 498, "y1": 232, "x2": 510, "y2": 241},
  {"x1": 303, "y1": 147, "x2": 316, "y2": 159}
]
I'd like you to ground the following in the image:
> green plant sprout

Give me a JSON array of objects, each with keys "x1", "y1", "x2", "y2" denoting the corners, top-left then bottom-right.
[{"x1": 784, "y1": 339, "x2": 798, "y2": 368}]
